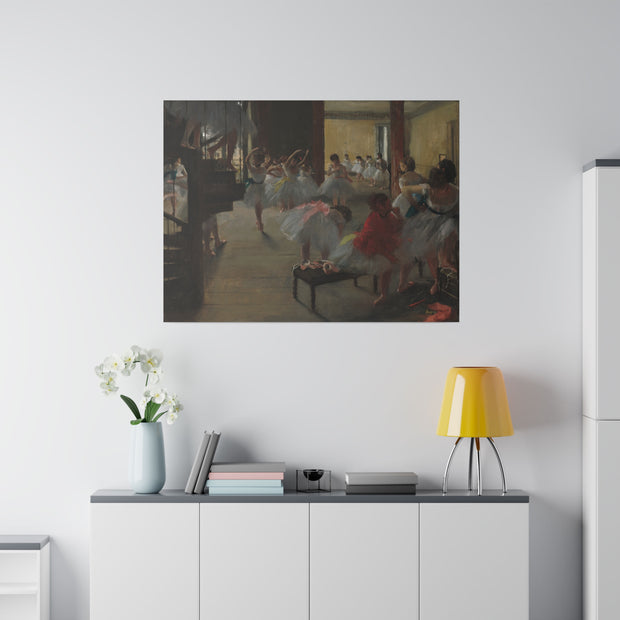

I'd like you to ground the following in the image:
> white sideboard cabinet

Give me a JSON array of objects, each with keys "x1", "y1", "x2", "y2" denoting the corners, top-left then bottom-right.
[
  {"x1": 583, "y1": 160, "x2": 620, "y2": 620},
  {"x1": 91, "y1": 490, "x2": 529, "y2": 620},
  {"x1": 0, "y1": 536, "x2": 50, "y2": 620}
]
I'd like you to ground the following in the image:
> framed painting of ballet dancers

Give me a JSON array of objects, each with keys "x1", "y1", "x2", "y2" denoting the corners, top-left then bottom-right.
[{"x1": 163, "y1": 100, "x2": 459, "y2": 322}]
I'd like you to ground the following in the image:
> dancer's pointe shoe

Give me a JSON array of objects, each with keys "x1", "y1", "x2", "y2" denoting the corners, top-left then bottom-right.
[
  {"x1": 429, "y1": 281, "x2": 439, "y2": 296},
  {"x1": 373, "y1": 295, "x2": 386, "y2": 306},
  {"x1": 397, "y1": 281, "x2": 415, "y2": 293},
  {"x1": 256, "y1": 221, "x2": 264, "y2": 232}
]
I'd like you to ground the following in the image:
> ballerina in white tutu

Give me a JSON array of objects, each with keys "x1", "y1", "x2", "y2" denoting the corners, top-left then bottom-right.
[
  {"x1": 392, "y1": 156, "x2": 427, "y2": 217},
  {"x1": 351, "y1": 155, "x2": 365, "y2": 180},
  {"x1": 297, "y1": 163, "x2": 320, "y2": 202},
  {"x1": 330, "y1": 193, "x2": 404, "y2": 305},
  {"x1": 373, "y1": 159, "x2": 390, "y2": 189},
  {"x1": 397, "y1": 166, "x2": 459, "y2": 295},
  {"x1": 319, "y1": 153, "x2": 354, "y2": 207},
  {"x1": 164, "y1": 156, "x2": 189, "y2": 222},
  {"x1": 362, "y1": 155, "x2": 376, "y2": 182},
  {"x1": 280, "y1": 196, "x2": 348, "y2": 263},
  {"x1": 342, "y1": 153, "x2": 353, "y2": 172},
  {"x1": 264, "y1": 149, "x2": 308, "y2": 211},
  {"x1": 244, "y1": 147, "x2": 271, "y2": 232},
  {"x1": 370, "y1": 153, "x2": 388, "y2": 187}
]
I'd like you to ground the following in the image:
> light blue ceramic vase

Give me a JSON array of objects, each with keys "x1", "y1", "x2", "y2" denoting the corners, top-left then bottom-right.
[{"x1": 129, "y1": 422, "x2": 166, "y2": 493}]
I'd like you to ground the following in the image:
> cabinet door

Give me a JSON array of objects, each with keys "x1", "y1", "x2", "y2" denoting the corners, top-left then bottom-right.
[
  {"x1": 91, "y1": 503, "x2": 199, "y2": 620},
  {"x1": 310, "y1": 503, "x2": 419, "y2": 620},
  {"x1": 200, "y1": 503, "x2": 309, "y2": 620},
  {"x1": 419, "y1": 503, "x2": 528, "y2": 620}
]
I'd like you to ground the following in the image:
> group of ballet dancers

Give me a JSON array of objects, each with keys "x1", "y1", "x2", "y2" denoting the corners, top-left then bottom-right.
[{"x1": 240, "y1": 146, "x2": 459, "y2": 307}]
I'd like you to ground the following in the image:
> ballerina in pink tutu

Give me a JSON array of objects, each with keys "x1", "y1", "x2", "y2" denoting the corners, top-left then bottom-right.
[{"x1": 280, "y1": 196, "x2": 349, "y2": 264}]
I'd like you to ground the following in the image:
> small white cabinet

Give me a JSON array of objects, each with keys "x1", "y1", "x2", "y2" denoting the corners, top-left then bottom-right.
[{"x1": 0, "y1": 536, "x2": 50, "y2": 620}]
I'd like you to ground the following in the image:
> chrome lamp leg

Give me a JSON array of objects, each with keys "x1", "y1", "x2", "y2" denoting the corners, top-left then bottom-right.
[
  {"x1": 468, "y1": 438, "x2": 474, "y2": 491},
  {"x1": 442, "y1": 437, "x2": 462, "y2": 495},
  {"x1": 475, "y1": 437, "x2": 482, "y2": 496},
  {"x1": 487, "y1": 437, "x2": 508, "y2": 494}
]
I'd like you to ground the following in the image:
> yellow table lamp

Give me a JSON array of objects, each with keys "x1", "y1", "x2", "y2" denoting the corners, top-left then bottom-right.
[{"x1": 438, "y1": 367, "x2": 513, "y2": 495}]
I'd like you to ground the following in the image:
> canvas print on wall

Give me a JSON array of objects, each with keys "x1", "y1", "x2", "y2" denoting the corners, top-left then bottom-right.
[{"x1": 164, "y1": 101, "x2": 459, "y2": 322}]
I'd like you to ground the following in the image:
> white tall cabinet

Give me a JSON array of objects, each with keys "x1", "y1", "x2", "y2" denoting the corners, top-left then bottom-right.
[
  {"x1": 583, "y1": 160, "x2": 620, "y2": 620},
  {"x1": 0, "y1": 536, "x2": 49, "y2": 620}
]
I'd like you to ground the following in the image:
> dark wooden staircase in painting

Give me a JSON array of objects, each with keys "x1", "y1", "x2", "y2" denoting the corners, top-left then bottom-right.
[
  {"x1": 164, "y1": 149, "x2": 245, "y2": 314},
  {"x1": 164, "y1": 212, "x2": 193, "y2": 311}
]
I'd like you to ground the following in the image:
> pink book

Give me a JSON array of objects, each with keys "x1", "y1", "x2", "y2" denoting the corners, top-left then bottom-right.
[{"x1": 208, "y1": 472, "x2": 284, "y2": 480}]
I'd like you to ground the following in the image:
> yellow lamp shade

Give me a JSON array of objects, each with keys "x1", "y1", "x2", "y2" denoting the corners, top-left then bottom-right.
[{"x1": 437, "y1": 367, "x2": 513, "y2": 438}]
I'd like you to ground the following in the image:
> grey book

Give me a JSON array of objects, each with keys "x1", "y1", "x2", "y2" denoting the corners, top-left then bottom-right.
[
  {"x1": 209, "y1": 461, "x2": 285, "y2": 473},
  {"x1": 184, "y1": 431, "x2": 212, "y2": 494},
  {"x1": 194, "y1": 432, "x2": 221, "y2": 494},
  {"x1": 345, "y1": 484, "x2": 417, "y2": 494},
  {"x1": 345, "y1": 472, "x2": 419, "y2": 486}
]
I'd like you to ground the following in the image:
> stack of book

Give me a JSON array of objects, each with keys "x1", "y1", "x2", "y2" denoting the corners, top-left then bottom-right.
[
  {"x1": 206, "y1": 462, "x2": 285, "y2": 496},
  {"x1": 184, "y1": 431, "x2": 221, "y2": 494},
  {"x1": 345, "y1": 472, "x2": 418, "y2": 494}
]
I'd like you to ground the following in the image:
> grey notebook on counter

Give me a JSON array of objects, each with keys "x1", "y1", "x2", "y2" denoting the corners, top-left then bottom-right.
[
  {"x1": 345, "y1": 472, "x2": 418, "y2": 486},
  {"x1": 346, "y1": 484, "x2": 417, "y2": 494},
  {"x1": 194, "y1": 432, "x2": 221, "y2": 493},
  {"x1": 184, "y1": 431, "x2": 211, "y2": 494}
]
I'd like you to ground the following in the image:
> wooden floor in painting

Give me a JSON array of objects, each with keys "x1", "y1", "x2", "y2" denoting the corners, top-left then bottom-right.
[{"x1": 165, "y1": 182, "x2": 457, "y2": 322}]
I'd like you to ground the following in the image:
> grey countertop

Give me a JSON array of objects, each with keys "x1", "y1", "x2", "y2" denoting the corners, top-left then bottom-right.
[
  {"x1": 0, "y1": 535, "x2": 50, "y2": 550},
  {"x1": 91, "y1": 489, "x2": 529, "y2": 504}
]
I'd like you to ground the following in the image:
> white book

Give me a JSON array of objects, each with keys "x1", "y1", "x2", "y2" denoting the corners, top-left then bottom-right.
[{"x1": 184, "y1": 432, "x2": 211, "y2": 494}]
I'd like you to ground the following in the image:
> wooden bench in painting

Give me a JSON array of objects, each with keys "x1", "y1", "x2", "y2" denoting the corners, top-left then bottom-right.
[{"x1": 292, "y1": 265, "x2": 377, "y2": 313}]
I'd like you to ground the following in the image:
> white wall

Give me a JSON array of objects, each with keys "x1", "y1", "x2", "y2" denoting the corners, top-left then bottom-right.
[{"x1": 2, "y1": 1, "x2": 620, "y2": 618}]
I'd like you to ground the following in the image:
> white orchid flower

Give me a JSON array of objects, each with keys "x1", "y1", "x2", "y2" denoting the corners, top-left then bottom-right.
[
  {"x1": 148, "y1": 367, "x2": 163, "y2": 383},
  {"x1": 149, "y1": 387, "x2": 168, "y2": 404},
  {"x1": 121, "y1": 350, "x2": 137, "y2": 375},
  {"x1": 131, "y1": 345, "x2": 144, "y2": 356},
  {"x1": 103, "y1": 354, "x2": 125, "y2": 374},
  {"x1": 166, "y1": 411, "x2": 178, "y2": 425},
  {"x1": 100, "y1": 376, "x2": 118, "y2": 395},
  {"x1": 140, "y1": 349, "x2": 163, "y2": 373},
  {"x1": 94, "y1": 363, "x2": 114, "y2": 379}
]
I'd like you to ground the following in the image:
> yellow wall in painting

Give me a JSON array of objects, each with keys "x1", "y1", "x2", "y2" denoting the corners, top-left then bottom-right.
[
  {"x1": 407, "y1": 102, "x2": 459, "y2": 180},
  {"x1": 324, "y1": 119, "x2": 381, "y2": 171}
]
